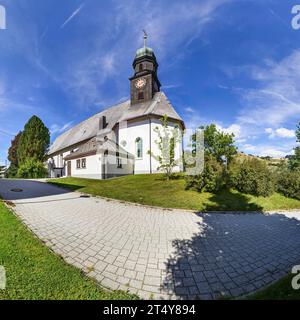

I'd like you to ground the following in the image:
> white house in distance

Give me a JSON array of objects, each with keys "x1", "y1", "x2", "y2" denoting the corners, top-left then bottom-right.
[{"x1": 48, "y1": 37, "x2": 185, "y2": 179}]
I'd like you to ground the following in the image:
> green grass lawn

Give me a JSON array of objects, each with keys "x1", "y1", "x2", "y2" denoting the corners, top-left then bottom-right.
[
  {"x1": 247, "y1": 274, "x2": 300, "y2": 300},
  {"x1": 48, "y1": 174, "x2": 300, "y2": 212},
  {"x1": 0, "y1": 201, "x2": 136, "y2": 300}
]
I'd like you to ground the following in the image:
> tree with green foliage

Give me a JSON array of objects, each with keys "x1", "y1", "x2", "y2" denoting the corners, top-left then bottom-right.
[
  {"x1": 17, "y1": 158, "x2": 48, "y2": 179},
  {"x1": 193, "y1": 124, "x2": 237, "y2": 165},
  {"x1": 185, "y1": 154, "x2": 226, "y2": 193},
  {"x1": 8, "y1": 131, "x2": 22, "y2": 167},
  {"x1": 288, "y1": 147, "x2": 300, "y2": 170},
  {"x1": 148, "y1": 115, "x2": 182, "y2": 180},
  {"x1": 296, "y1": 122, "x2": 300, "y2": 142},
  {"x1": 276, "y1": 167, "x2": 300, "y2": 200},
  {"x1": 228, "y1": 157, "x2": 275, "y2": 197},
  {"x1": 288, "y1": 122, "x2": 300, "y2": 170},
  {"x1": 17, "y1": 116, "x2": 50, "y2": 165},
  {"x1": 6, "y1": 131, "x2": 22, "y2": 177},
  {"x1": 185, "y1": 123, "x2": 237, "y2": 193}
]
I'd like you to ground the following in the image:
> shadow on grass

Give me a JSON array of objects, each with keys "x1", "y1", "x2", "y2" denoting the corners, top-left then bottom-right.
[
  {"x1": 153, "y1": 174, "x2": 185, "y2": 182},
  {"x1": 203, "y1": 189, "x2": 263, "y2": 212},
  {"x1": 48, "y1": 181, "x2": 85, "y2": 192}
]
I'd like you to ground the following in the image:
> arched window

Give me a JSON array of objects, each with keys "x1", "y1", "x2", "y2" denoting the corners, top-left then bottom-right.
[
  {"x1": 135, "y1": 137, "x2": 143, "y2": 159},
  {"x1": 139, "y1": 63, "x2": 143, "y2": 71},
  {"x1": 138, "y1": 91, "x2": 144, "y2": 100}
]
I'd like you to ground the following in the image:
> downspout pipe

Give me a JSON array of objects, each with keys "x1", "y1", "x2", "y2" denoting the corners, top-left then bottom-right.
[{"x1": 149, "y1": 117, "x2": 152, "y2": 174}]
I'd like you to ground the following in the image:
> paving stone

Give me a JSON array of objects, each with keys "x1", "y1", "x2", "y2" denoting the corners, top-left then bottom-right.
[
  {"x1": 2, "y1": 179, "x2": 300, "y2": 301},
  {"x1": 183, "y1": 277, "x2": 195, "y2": 287},
  {"x1": 116, "y1": 276, "x2": 130, "y2": 286},
  {"x1": 130, "y1": 279, "x2": 143, "y2": 289},
  {"x1": 124, "y1": 270, "x2": 137, "y2": 279},
  {"x1": 124, "y1": 260, "x2": 136, "y2": 270},
  {"x1": 105, "y1": 264, "x2": 118, "y2": 274},
  {"x1": 144, "y1": 276, "x2": 161, "y2": 286},
  {"x1": 145, "y1": 268, "x2": 160, "y2": 277}
]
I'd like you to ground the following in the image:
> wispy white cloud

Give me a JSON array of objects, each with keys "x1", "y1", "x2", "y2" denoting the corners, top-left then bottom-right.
[
  {"x1": 50, "y1": 122, "x2": 73, "y2": 135},
  {"x1": 60, "y1": 0, "x2": 231, "y2": 108},
  {"x1": 113, "y1": 0, "x2": 231, "y2": 59},
  {"x1": 64, "y1": 51, "x2": 118, "y2": 107},
  {"x1": 265, "y1": 127, "x2": 295, "y2": 139},
  {"x1": 210, "y1": 50, "x2": 300, "y2": 157},
  {"x1": 60, "y1": 3, "x2": 85, "y2": 29},
  {"x1": 237, "y1": 50, "x2": 300, "y2": 127},
  {"x1": 161, "y1": 84, "x2": 181, "y2": 90},
  {"x1": 0, "y1": 129, "x2": 16, "y2": 137},
  {"x1": 184, "y1": 106, "x2": 196, "y2": 114},
  {"x1": 216, "y1": 123, "x2": 242, "y2": 139}
]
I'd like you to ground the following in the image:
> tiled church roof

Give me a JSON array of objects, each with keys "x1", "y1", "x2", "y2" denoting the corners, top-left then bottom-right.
[
  {"x1": 64, "y1": 136, "x2": 135, "y2": 160},
  {"x1": 48, "y1": 92, "x2": 184, "y2": 155}
]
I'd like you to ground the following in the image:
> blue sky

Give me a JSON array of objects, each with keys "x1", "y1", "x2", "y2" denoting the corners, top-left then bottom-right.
[{"x1": 0, "y1": 0, "x2": 300, "y2": 165}]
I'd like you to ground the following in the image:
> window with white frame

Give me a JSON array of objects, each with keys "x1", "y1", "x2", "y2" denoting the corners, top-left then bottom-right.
[{"x1": 76, "y1": 158, "x2": 86, "y2": 169}]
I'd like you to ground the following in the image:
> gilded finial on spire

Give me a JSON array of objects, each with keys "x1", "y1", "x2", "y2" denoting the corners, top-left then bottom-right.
[{"x1": 143, "y1": 29, "x2": 148, "y2": 48}]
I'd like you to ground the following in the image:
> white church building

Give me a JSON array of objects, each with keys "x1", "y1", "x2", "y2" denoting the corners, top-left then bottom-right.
[{"x1": 48, "y1": 38, "x2": 185, "y2": 179}]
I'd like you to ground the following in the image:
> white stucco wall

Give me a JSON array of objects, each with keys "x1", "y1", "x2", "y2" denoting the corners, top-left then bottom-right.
[
  {"x1": 119, "y1": 119, "x2": 151, "y2": 174},
  {"x1": 119, "y1": 117, "x2": 183, "y2": 174},
  {"x1": 70, "y1": 154, "x2": 102, "y2": 179},
  {"x1": 103, "y1": 153, "x2": 134, "y2": 178},
  {"x1": 48, "y1": 116, "x2": 183, "y2": 179}
]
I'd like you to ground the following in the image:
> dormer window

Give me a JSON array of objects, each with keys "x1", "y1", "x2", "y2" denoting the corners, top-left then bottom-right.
[{"x1": 100, "y1": 116, "x2": 108, "y2": 129}]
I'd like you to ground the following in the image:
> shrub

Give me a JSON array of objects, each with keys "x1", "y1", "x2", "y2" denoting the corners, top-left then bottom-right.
[
  {"x1": 228, "y1": 157, "x2": 274, "y2": 197},
  {"x1": 5, "y1": 165, "x2": 18, "y2": 178},
  {"x1": 17, "y1": 159, "x2": 48, "y2": 179},
  {"x1": 276, "y1": 168, "x2": 300, "y2": 200},
  {"x1": 185, "y1": 156, "x2": 226, "y2": 193}
]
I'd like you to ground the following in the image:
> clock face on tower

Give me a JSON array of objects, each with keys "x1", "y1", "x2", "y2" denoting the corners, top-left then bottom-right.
[{"x1": 135, "y1": 78, "x2": 146, "y2": 89}]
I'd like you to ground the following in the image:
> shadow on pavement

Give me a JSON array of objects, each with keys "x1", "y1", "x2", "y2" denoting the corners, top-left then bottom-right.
[
  {"x1": 0, "y1": 179, "x2": 77, "y2": 201},
  {"x1": 161, "y1": 211, "x2": 300, "y2": 299}
]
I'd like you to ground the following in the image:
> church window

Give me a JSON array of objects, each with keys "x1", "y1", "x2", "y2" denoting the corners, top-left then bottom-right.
[
  {"x1": 81, "y1": 158, "x2": 86, "y2": 169},
  {"x1": 139, "y1": 64, "x2": 143, "y2": 71},
  {"x1": 135, "y1": 137, "x2": 143, "y2": 159},
  {"x1": 76, "y1": 160, "x2": 80, "y2": 169},
  {"x1": 138, "y1": 91, "x2": 144, "y2": 100}
]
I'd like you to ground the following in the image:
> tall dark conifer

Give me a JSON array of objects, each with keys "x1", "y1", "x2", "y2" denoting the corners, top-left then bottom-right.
[{"x1": 17, "y1": 116, "x2": 50, "y2": 164}]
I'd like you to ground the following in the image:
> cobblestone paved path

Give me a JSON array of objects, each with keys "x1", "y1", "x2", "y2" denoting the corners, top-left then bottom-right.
[{"x1": 1, "y1": 179, "x2": 300, "y2": 299}]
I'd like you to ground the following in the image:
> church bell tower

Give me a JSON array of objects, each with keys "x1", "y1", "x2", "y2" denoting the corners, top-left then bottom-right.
[{"x1": 130, "y1": 31, "x2": 161, "y2": 105}]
